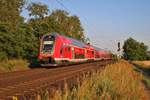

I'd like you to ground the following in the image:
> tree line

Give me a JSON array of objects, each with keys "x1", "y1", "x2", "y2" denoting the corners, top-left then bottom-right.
[
  {"x1": 0, "y1": 0, "x2": 149, "y2": 61},
  {"x1": 123, "y1": 37, "x2": 150, "y2": 60},
  {"x1": 0, "y1": 0, "x2": 85, "y2": 60}
]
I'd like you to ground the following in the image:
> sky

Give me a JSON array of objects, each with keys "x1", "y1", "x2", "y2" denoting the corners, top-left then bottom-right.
[{"x1": 22, "y1": 0, "x2": 150, "y2": 53}]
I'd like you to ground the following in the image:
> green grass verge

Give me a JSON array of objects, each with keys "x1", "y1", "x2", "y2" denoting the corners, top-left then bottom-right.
[
  {"x1": 143, "y1": 77, "x2": 150, "y2": 89},
  {"x1": 0, "y1": 59, "x2": 29, "y2": 72}
]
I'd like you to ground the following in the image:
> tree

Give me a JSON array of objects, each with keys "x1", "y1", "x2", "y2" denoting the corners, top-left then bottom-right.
[
  {"x1": 0, "y1": 0, "x2": 38, "y2": 60},
  {"x1": 27, "y1": 2, "x2": 49, "y2": 19},
  {"x1": 123, "y1": 37, "x2": 149, "y2": 60},
  {"x1": 0, "y1": 0, "x2": 25, "y2": 31},
  {"x1": 147, "y1": 51, "x2": 150, "y2": 60},
  {"x1": 28, "y1": 9, "x2": 85, "y2": 41},
  {"x1": 0, "y1": 0, "x2": 86, "y2": 61},
  {"x1": 66, "y1": 15, "x2": 84, "y2": 40},
  {"x1": 49, "y1": 10, "x2": 84, "y2": 41},
  {"x1": 0, "y1": 24, "x2": 38, "y2": 59}
]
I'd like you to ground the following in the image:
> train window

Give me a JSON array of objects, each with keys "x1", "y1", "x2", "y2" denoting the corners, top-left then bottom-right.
[
  {"x1": 92, "y1": 51, "x2": 94, "y2": 54},
  {"x1": 43, "y1": 35, "x2": 54, "y2": 41},
  {"x1": 60, "y1": 48, "x2": 63, "y2": 54},
  {"x1": 43, "y1": 43, "x2": 54, "y2": 53},
  {"x1": 75, "y1": 53, "x2": 85, "y2": 59},
  {"x1": 68, "y1": 47, "x2": 70, "y2": 52},
  {"x1": 42, "y1": 35, "x2": 55, "y2": 53}
]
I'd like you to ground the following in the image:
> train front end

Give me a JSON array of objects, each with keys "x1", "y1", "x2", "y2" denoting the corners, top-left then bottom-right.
[{"x1": 38, "y1": 33, "x2": 56, "y2": 66}]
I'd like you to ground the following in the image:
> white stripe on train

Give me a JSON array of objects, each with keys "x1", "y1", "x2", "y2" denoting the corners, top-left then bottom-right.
[{"x1": 54, "y1": 58, "x2": 108, "y2": 62}]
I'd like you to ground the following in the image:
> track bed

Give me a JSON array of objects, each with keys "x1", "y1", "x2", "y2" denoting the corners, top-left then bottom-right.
[{"x1": 0, "y1": 60, "x2": 113, "y2": 100}]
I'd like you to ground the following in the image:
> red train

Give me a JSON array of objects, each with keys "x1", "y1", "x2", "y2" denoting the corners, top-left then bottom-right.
[{"x1": 38, "y1": 32, "x2": 112, "y2": 66}]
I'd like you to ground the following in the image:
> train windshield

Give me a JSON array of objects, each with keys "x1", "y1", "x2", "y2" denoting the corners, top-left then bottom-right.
[{"x1": 42, "y1": 35, "x2": 55, "y2": 53}]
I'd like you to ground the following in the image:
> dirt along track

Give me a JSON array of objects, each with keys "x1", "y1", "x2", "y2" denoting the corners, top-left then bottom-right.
[{"x1": 0, "y1": 60, "x2": 113, "y2": 100}]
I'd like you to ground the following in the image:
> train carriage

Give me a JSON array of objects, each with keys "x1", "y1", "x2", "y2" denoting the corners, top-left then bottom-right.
[{"x1": 38, "y1": 32, "x2": 111, "y2": 66}]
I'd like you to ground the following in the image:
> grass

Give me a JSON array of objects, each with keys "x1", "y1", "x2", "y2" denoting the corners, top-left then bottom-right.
[
  {"x1": 132, "y1": 61, "x2": 150, "y2": 68},
  {"x1": 0, "y1": 59, "x2": 29, "y2": 72},
  {"x1": 143, "y1": 77, "x2": 150, "y2": 89},
  {"x1": 132, "y1": 61, "x2": 150, "y2": 90},
  {"x1": 36, "y1": 60, "x2": 149, "y2": 100}
]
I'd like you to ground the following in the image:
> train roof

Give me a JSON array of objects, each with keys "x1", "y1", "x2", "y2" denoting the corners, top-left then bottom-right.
[
  {"x1": 43, "y1": 32, "x2": 107, "y2": 51},
  {"x1": 68, "y1": 37, "x2": 86, "y2": 48},
  {"x1": 91, "y1": 46, "x2": 102, "y2": 50},
  {"x1": 49, "y1": 32, "x2": 87, "y2": 48}
]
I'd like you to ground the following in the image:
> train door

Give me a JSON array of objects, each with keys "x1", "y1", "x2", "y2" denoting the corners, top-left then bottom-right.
[
  {"x1": 67, "y1": 47, "x2": 71, "y2": 59},
  {"x1": 60, "y1": 46, "x2": 63, "y2": 58},
  {"x1": 71, "y1": 47, "x2": 75, "y2": 59},
  {"x1": 63, "y1": 46, "x2": 71, "y2": 59},
  {"x1": 85, "y1": 49, "x2": 87, "y2": 58}
]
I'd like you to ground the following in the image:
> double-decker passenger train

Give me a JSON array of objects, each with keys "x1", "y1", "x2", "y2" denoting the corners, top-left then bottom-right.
[{"x1": 38, "y1": 32, "x2": 112, "y2": 66}]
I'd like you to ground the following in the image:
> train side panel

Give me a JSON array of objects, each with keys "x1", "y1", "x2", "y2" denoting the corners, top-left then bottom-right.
[{"x1": 38, "y1": 32, "x2": 112, "y2": 66}]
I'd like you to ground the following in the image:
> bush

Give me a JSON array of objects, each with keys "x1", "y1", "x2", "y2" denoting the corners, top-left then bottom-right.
[
  {"x1": 0, "y1": 52, "x2": 7, "y2": 61},
  {"x1": 0, "y1": 59, "x2": 29, "y2": 72},
  {"x1": 123, "y1": 37, "x2": 149, "y2": 61}
]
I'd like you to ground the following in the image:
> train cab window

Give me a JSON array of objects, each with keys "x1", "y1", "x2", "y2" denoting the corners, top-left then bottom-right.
[
  {"x1": 42, "y1": 35, "x2": 55, "y2": 53},
  {"x1": 43, "y1": 35, "x2": 55, "y2": 41}
]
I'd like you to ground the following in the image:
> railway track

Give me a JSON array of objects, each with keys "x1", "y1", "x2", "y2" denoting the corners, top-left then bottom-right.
[{"x1": 0, "y1": 60, "x2": 113, "y2": 100}]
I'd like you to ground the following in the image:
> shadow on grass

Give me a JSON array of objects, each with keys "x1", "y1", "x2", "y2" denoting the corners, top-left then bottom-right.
[
  {"x1": 132, "y1": 63, "x2": 150, "y2": 77},
  {"x1": 132, "y1": 63, "x2": 150, "y2": 90},
  {"x1": 142, "y1": 78, "x2": 150, "y2": 90}
]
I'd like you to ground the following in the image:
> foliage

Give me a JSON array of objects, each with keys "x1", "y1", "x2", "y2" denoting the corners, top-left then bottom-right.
[
  {"x1": 132, "y1": 61, "x2": 150, "y2": 89},
  {"x1": 123, "y1": 37, "x2": 149, "y2": 61},
  {"x1": 111, "y1": 53, "x2": 118, "y2": 60},
  {"x1": 143, "y1": 77, "x2": 150, "y2": 89},
  {"x1": 0, "y1": 24, "x2": 38, "y2": 59},
  {"x1": 38, "y1": 60, "x2": 149, "y2": 100},
  {"x1": 147, "y1": 51, "x2": 150, "y2": 60},
  {"x1": 0, "y1": 0, "x2": 25, "y2": 31},
  {"x1": 28, "y1": 9, "x2": 85, "y2": 41},
  {"x1": 0, "y1": 52, "x2": 7, "y2": 61},
  {"x1": 0, "y1": 59, "x2": 29, "y2": 72},
  {"x1": 0, "y1": 0, "x2": 85, "y2": 62},
  {"x1": 27, "y1": 2, "x2": 49, "y2": 19}
]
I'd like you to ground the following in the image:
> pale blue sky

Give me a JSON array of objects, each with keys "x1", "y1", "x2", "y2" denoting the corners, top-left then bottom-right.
[{"x1": 22, "y1": 0, "x2": 150, "y2": 53}]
